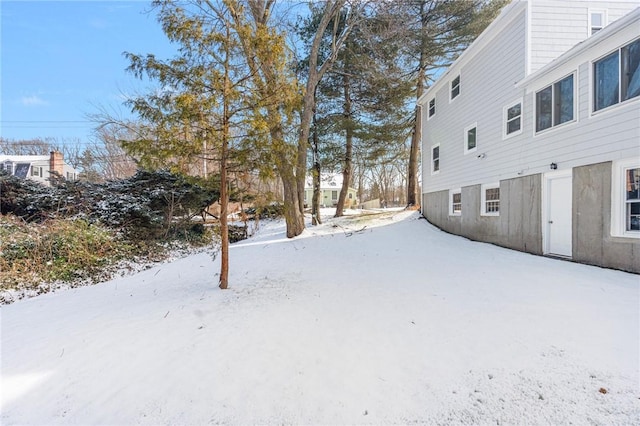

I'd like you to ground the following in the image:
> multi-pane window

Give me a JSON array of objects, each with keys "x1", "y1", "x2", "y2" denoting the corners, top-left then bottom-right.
[
  {"x1": 626, "y1": 168, "x2": 640, "y2": 232},
  {"x1": 589, "y1": 10, "x2": 606, "y2": 36},
  {"x1": 428, "y1": 98, "x2": 436, "y2": 118},
  {"x1": 451, "y1": 191, "x2": 462, "y2": 215},
  {"x1": 505, "y1": 101, "x2": 522, "y2": 136},
  {"x1": 536, "y1": 74, "x2": 574, "y2": 132},
  {"x1": 464, "y1": 124, "x2": 477, "y2": 154},
  {"x1": 432, "y1": 144, "x2": 440, "y2": 173},
  {"x1": 451, "y1": 75, "x2": 460, "y2": 100},
  {"x1": 485, "y1": 188, "x2": 500, "y2": 213},
  {"x1": 31, "y1": 166, "x2": 40, "y2": 177},
  {"x1": 331, "y1": 190, "x2": 338, "y2": 201},
  {"x1": 594, "y1": 39, "x2": 640, "y2": 112}
]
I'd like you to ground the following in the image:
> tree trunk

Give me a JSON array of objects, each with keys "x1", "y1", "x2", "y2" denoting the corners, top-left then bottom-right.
[
  {"x1": 335, "y1": 72, "x2": 353, "y2": 217},
  {"x1": 407, "y1": 1, "x2": 429, "y2": 208},
  {"x1": 219, "y1": 31, "x2": 231, "y2": 290},
  {"x1": 311, "y1": 109, "x2": 322, "y2": 225},
  {"x1": 280, "y1": 164, "x2": 305, "y2": 238}
]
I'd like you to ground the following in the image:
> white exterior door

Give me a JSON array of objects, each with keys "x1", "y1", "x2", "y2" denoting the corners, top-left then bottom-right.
[{"x1": 544, "y1": 171, "x2": 573, "y2": 257}]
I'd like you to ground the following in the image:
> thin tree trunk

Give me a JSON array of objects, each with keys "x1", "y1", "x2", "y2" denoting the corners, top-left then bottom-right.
[
  {"x1": 219, "y1": 27, "x2": 231, "y2": 290},
  {"x1": 311, "y1": 108, "x2": 322, "y2": 225},
  {"x1": 335, "y1": 72, "x2": 352, "y2": 217}
]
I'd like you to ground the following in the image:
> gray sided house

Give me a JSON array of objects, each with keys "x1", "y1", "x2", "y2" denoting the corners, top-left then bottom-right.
[{"x1": 418, "y1": 0, "x2": 640, "y2": 273}]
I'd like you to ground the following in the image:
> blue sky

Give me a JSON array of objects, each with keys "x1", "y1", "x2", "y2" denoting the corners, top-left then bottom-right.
[{"x1": 1, "y1": 1, "x2": 176, "y2": 144}]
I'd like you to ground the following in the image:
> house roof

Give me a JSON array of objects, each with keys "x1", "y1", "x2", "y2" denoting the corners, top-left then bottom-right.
[
  {"x1": 304, "y1": 173, "x2": 354, "y2": 191},
  {"x1": 0, "y1": 155, "x2": 49, "y2": 163}
]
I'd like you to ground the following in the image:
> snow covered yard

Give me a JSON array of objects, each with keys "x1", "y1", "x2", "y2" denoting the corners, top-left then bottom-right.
[{"x1": 1, "y1": 210, "x2": 638, "y2": 425}]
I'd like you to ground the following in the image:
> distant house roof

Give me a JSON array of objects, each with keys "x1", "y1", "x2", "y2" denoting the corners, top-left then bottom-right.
[
  {"x1": 0, "y1": 155, "x2": 50, "y2": 163},
  {"x1": 304, "y1": 173, "x2": 351, "y2": 191}
]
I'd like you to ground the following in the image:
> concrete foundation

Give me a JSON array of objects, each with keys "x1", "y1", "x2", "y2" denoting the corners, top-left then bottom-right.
[{"x1": 423, "y1": 164, "x2": 639, "y2": 273}]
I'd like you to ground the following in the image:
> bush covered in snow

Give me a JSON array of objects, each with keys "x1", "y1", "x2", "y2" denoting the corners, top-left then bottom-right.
[
  {"x1": 0, "y1": 170, "x2": 219, "y2": 298},
  {"x1": 1, "y1": 169, "x2": 219, "y2": 239}
]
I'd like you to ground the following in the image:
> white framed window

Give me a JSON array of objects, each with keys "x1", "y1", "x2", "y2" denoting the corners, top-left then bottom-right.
[
  {"x1": 503, "y1": 99, "x2": 522, "y2": 138},
  {"x1": 593, "y1": 38, "x2": 640, "y2": 112},
  {"x1": 31, "y1": 166, "x2": 41, "y2": 177},
  {"x1": 449, "y1": 189, "x2": 462, "y2": 216},
  {"x1": 612, "y1": 158, "x2": 640, "y2": 238},
  {"x1": 428, "y1": 98, "x2": 436, "y2": 118},
  {"x1": 481, "y1": 183, "x2": 500, "y2": 216},
  {"x1": 589, "y1": 9, "x2": 607, "y2": 36},
  {"x1": 431, "y1": 144, "x2": 440, "y2": 175},
  {"x1": 331, "y1": 190, "x2": 338, "y2": 201},
  {"x1": 464, "y1": 123, "x2": 477, "y2": 155},
  {"x1": 450, "y1": 74, "x2": 460, "y2": 101},
  {"x1": 535, "y1": 73, "x2": 575, "y2": 132}
]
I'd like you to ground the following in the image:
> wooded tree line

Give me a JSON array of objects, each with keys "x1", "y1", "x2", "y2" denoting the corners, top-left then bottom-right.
[{"x1": 2, "y1": 0, "x2": 506, "y2": 288}]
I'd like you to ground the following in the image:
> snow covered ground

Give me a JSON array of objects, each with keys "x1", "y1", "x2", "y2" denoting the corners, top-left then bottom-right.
[{"x1": 2, "y1": 209, "x2": 639, "y2": 424}]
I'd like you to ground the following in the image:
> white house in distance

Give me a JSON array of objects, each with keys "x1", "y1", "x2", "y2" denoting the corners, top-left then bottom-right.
[
  {"x1": 304, "y1": 174, "x2": 358, "y2": 209},
  {"x1": 0, "y1": 151, "x2": 78, "y2": 186},
  {"x1": 418, "y1": 0, "x2": 640, "y2": 273}
]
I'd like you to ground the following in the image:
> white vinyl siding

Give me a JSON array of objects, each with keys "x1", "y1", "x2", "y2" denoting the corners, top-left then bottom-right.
[
  {"x1": 420, "y1": 1, "x2": 639, "y2": 196},
  {"x1": 529, "y1": 1, "x2": 636, "y2": 73},
  {"x1": 421, "y1": 9, "x2": 527, "y2": 193}
]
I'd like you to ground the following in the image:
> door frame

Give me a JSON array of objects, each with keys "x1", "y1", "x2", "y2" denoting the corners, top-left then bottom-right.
[{"x1": 542, "y1": 169, "x2": 573, "y2": 257}]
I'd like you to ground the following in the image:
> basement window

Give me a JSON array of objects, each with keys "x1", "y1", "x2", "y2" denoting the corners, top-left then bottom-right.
[
  {"x1": 481, "y1": 183, "x2": 500, "y2": 216},
  {"x1": 449, "y1": 189, "x2": 462, "y2": 216},
  {"x1": 611, "y1": 158, "x2": 640, "y2": 238}
]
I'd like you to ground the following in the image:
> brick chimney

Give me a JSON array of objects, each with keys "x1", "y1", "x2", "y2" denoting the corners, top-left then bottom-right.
[{"x1": 49, "y1": 151, "x2": 64, "y2": 178}]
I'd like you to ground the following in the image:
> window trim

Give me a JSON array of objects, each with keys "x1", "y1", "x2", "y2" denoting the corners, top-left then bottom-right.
[
  {"x1": 588, "y1": 9, "x2": 607, "y2": 37},
  {"x1": 427, "y1": 97, "x2": 436, "y2": 119},
  {"x1": 449, "y1": 189, "x2": 462, "y2": 217},
  {"x1": 464, "y1": 122, "x2": 478, "y2": 155},
  {"x1": 611, "y1": 157, "x2": 640, "y2": 238},
  {"x1": 503, "y1": 98, "x2": 523, "y2": 140},
  {"x1": 592, "y1": 37, "x2": 640, "y2": 114},
  {"x1": 481, "y1": 183, "x2": 500, "y2": 216},
  {"x1": 450, "y1": 74, "x2": 461, "y2": 102},
  {"x1": 431, "y1": 143, "x2": 440, "y2": 175},
  {"x1": 534, "y1": 72, "x2": 576, "y2": 134}
]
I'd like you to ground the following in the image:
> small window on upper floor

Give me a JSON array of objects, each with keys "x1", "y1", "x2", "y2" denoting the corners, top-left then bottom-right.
[
  {"x1": 464, "y1": 123, "x2": 477, "y2": 154},
  {"x1": 589, "y1": 9, "x2": 607, "y2": 36},
  {"x1": 428, "y1": 98, "x2": 436, "y2": 118},
  {"x1": 31, "y1": 166, "x2": 40, "y2": 177},
  {"x1": 450, "y1": 75, "x2": 460, "y2": 101},
  {"x1": 503, "y1": 99, "x2": 522, "y2": 138},
  {"x1": 431, "y1": 144, "x2": 440, "y2": 175},
  {"x1": 594, "y1": 38, "x2": 640, "y2": 112}
]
